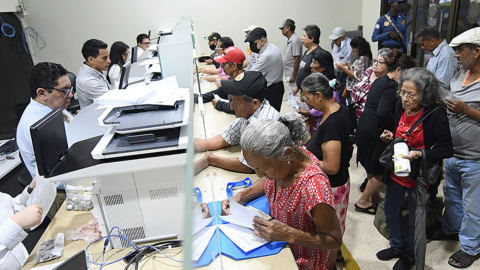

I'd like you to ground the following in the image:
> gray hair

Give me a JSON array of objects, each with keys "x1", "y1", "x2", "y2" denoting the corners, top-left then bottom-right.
[
  {"x1": 399, "y1": 67, "x2": 440, "y2": 107},
  {"x1": 377, "y1": 48, "x2": 391, "y2": 59},
  {"x1": 301, "y1": 73, "x2": 336, "y2": 99},
  {"x1": 240, "y1": 113, "x2": 308, "y2": 161}
]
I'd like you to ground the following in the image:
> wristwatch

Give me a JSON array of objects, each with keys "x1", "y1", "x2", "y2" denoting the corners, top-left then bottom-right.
[{"x1": 27, "y1": 185, "x2": 34, "y2": 194}]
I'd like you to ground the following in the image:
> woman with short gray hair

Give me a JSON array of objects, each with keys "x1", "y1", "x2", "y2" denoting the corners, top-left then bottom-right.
[
  {"x1": 376, "y1": 67, "x2": 453, "y2": 269},
  {"x1": 221, "y1": 113, "x2": 342, "y2": 270}
]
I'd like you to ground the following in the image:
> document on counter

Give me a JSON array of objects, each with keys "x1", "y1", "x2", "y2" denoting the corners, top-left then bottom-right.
[
  {"x1": 93, "y1": 88, "x2": 156, "y2": 106},
  {"x1": 219, "y1": 199, "x2": 262, "y2": 230},
  {"x1": 218, "y1": 223, "x2": 268, "y2": 252},
  {"x1": 192, "y1": 202, "x2": 213, "y2": 235},
  {"x1": 192, "y1": 226, "x2": 216, "y2": 261}
]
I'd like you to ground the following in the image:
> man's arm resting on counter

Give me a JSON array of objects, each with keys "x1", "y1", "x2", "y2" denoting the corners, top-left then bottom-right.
[{"x1": 194, "y1": 135, "x2": 231, "y2": 152}]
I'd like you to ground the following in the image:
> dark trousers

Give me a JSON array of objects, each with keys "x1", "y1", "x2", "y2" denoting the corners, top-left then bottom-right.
[
  {"x1": 265, "y1": 81, "x2": 284, "y2": 112},
  {"x1": 194, "y1": 87, "x2": 229, "y2": 103},
  {"x1": 384, "y1": 179, "x2": 429, "y2": 260},
  {"x1": 336, "y1": 72, "x2": 348, "y2": 107}
]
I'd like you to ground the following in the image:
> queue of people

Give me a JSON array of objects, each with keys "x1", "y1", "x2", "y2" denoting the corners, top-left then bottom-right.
[{"x1": 3, "y1": 9, "x2": 480, "y2": 270}]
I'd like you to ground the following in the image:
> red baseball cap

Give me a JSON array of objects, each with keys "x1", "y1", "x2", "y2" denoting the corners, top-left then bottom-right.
[{"x1": 214, "y1": 47, "x2": 246, "y2": 65}]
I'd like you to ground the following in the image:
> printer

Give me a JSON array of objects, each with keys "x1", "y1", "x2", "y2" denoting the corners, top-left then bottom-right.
[{"x1": 33, "y1": 84, "x2": 191, "y2": 249}]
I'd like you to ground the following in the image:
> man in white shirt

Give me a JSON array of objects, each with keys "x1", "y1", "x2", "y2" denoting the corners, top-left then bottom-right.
[
  {"x1": 194, "y1": 71, "x2": 281, "y2": 174},
  {"x1": 17, "y1": 62, "x2": 74, "y2": 178},
  {"x1": 76, "y1": 39, "x2": 111, "y2": 109},
  {"x1": 245, "y1": 27, "x2": 285, "y2": 112},
  {"x1": 136, "y1": 33, "x2": 150, "y2": 58},
  {"x1": 0, "y1": 178, "x2": 42, "y2": 270},
  {"x1": 329, "y1": 27, "x2": 356, "y2": 106}
]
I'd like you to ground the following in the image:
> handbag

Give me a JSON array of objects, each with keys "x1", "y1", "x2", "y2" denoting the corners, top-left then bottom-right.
[
  {"x1": 379, "y1": 106, "x2": 443, "y2": 185},
  {"x1": 347, "y1": 90, "x2": 368, "y2": 135}
]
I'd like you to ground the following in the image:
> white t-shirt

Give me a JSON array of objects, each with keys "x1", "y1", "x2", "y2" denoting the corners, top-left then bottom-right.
[{"x1": 108, "y1": 64, "x2": 122, "y2": 89}]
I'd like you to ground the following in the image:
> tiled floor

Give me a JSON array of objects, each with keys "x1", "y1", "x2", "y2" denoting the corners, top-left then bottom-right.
[
  {"x1": 277, "y1": 103, "x2": 480, "y2": 270},
  {"x1": 341, "y1": 145, "x2": 480, "y2": 270}
]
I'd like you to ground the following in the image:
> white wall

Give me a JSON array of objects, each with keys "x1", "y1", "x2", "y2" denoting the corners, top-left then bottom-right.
[
  {"x1": 362, "y1": 0, "x2": 382, "y2": 58},
  {"x1": 23, "y1": 0, "x2": 364, "y2": 73}
]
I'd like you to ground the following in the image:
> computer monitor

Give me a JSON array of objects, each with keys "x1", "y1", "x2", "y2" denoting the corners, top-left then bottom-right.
[
  {"x1": 53, "y1": 250, "x2": 88, "y2": 270},
  {"x1": 30, "y1": 109, "x2": 68, "y2": 177},
  {"x1": 131, "y1": 45, "x2": 139, "y2": 64},
  {"x1": 118, "y1": 62, "x2": 131, "y2": 89}
]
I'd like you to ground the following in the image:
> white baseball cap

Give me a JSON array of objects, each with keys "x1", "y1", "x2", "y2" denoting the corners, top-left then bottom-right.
[
  {"x1": 328, "y1": 27, "x2": 346, "y2": 40},
  {"x1": 449, "y1": 27, "x2": 480, "y2": 47},
  {"x1": 243, "y1": 25, "x2": 257, "y2": 33}
]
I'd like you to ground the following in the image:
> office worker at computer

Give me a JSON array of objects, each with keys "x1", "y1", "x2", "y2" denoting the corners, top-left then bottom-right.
[
  {"x1": 76, "y1": 39, "x2": 111, "y2": 109},
  {"x1": 107, "y1": 41, "x2": 130, "y2": 89},
  {"x1": 194, "y1": 71, "x2": 281, "y2": 174},
  {"x1": 17, "y1": 62, "x2": 74, "y2": 178},
  {"x1": 0, "y1": 177, "x2": 42, "y2": 270},
  {"x1": 136, "y1": 33, "x2": 150, "y2": 57}
]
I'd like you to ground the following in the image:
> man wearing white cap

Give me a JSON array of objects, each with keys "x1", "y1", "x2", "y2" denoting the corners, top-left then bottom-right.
[
  {"x1": 242, "y1": 25, "x2": 258, "y2": 70},
  {"x1": 329, "y1": 27, "x2": 356, "y2": 106},
  {"x1": 442, "y1": 27, "x2": 480, "y2": 269}
]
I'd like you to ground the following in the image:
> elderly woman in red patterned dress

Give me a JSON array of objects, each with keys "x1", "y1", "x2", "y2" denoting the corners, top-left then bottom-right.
[{"x1": 221, "y1": 114, "x2": 342, "y2": 270}]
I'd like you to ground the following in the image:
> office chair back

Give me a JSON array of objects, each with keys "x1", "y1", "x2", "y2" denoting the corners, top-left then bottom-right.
[{"x1": 66, "y1": 71, "x2": 80, "y2": 114}]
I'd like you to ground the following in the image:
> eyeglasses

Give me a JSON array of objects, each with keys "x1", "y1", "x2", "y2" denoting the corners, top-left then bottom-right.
[
  {"x1": 48, "y1": 86, "x2": 73, "y2": 96},
  {"x1": 142, "y1": 42, "x2": 151, "y2": 45},
  {"x1": 397, "y1": 89, "x2": 419, "y2": 100},
  {"x1": 373, "y1": 59, "x2": 386, "y2": 66},
  {"x1": 123, "y1": 52, "x2": 130, "y2": 56}
]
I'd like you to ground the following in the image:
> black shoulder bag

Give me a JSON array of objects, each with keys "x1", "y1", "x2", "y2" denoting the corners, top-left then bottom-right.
[
  {"x1": 347, "y1": 90, "x2": 368, "y2": 136},
  {"x1": 379, "y1": 106, "x2": 443, "y2": 185}
]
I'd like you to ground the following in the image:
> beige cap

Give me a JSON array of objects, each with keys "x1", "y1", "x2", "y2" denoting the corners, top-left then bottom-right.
[
  {"x1": 329, "y1": 27, "x2": 346, "y2": 40},
  {"x1": 243, "y1": 25, "x2": 257, "y2": 33},
  {"x1": 449, "y1": 27, "x2": 480, "y2": 47}
]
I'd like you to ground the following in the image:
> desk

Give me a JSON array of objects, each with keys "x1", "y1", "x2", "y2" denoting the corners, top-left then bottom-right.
[
  {"x1": 0, "y1": 139, "x2": 21, "y2": 179},
  {"x1": 21, "y1": 62, "x2": 297, "y2": 270}
]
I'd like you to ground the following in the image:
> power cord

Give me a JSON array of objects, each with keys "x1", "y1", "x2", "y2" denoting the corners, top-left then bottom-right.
[
  {"x1": 0, "y1": 15, "x2": 15, "y2": 37},
  {"x1": 22, "y1": 26, "x2": 46, "y2": 54},
  {"x1": 84, "y1": 226, "x2": 183, "y2": 269}
]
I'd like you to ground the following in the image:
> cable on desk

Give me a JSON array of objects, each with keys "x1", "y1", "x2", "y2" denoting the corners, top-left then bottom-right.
[
  {"x1": 0, "y1": 15, "x2": 15, "y2": 38},
  {"x1": 84, "y1": 226, "x2": 183, "y2": 269}
]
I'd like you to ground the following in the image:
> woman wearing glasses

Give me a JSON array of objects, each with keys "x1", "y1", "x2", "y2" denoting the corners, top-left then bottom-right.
[
  {"x1": 376, "y1": 68, "x2": 453, "y2": 269},
  {"x1": 354, "y1": 49, "x2": 416, "y2": 215},
  {"x1": 107, "y1": 41, "x2": 129, "y2": 89}
]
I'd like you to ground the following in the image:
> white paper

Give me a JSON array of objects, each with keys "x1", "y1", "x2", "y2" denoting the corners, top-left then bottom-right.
[
  {"x1": 213, "y1": 94, "x2": 229, "y2": 103},
  {"x1": 93, "y1": 88, "x2": 156, "y2": 106},
  {"x1": 144, "y1": 63, "x2": 161, "y2": 75},
  {"x1": 219, "y1": 199, "x2": 262, "y2": 230},
  {"x1": 192, "y1": 226, "x2": 216, "y2": 261},
  {"x1": 296, "y1": 101, "x2": 309, "y2": 111},
  {"x1": 192, "y1": 203, "x2": 213, "y2": 235},
  {"x1": 138, "y1": 58, "x2": 159, "y2": 66},
  {"x1": 27, "y1": 175, "x2": 56, "y2": 230},
  {"x1": 218, "y1": 223, "x2": 268, "y2": 252}
]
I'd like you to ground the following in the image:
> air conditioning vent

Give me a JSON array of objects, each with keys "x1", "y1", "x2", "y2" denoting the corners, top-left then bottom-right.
[
  {"x1": 104, "y1": 194, "x2": 124, "y2": 206},
  {"x1": 149, "y1": 187, "x2": 178, "y2": 200}
]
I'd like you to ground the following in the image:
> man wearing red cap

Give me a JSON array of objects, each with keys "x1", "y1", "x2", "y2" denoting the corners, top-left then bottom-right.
[{"x1": 196, "y1": 47, "x2": 246, "y2": 114}]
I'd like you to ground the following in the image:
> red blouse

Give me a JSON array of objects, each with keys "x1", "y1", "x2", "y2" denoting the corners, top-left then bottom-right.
[
  {"x1": 391, "y1": 109, "x2": 425, "y2": 189},
  {"x1": 264, "y1": 148, "x2": 335, "y2": 270}
]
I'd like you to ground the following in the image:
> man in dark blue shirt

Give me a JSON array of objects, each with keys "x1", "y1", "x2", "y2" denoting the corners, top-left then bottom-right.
[{"x1": 372, "y1": 0, "x2": 408, "y2": 53}]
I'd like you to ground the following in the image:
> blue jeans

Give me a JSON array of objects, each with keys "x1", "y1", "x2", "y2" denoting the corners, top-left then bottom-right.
[
  {"x1": 384, "y1": 179, "x2": 417, "y2": 260},
  {"x1": 443, "y1": 157, "x2": 480, "y2": 256}
]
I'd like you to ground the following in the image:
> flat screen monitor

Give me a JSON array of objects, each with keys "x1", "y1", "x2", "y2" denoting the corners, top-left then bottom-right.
[
  {"x1": 118, "y1": 62, "x2": 131, "y2": 89},
  {"x1": 53, "y1": 250, "x2": 88, "y2": 270},
  {"x1": 30, "y1": 109, "x2": 68, "y2": 177}
]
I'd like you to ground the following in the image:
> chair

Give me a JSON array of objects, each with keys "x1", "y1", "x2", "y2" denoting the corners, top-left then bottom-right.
[{"x1": 66, "y1": 71, "x2": 80, "y2": 114}]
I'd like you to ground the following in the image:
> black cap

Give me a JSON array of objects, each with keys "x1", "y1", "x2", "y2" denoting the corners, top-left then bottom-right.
[
  {"x1": 204, "y1": 32, "x2": 221, "y2": 41},
  {"x1": 279, "y1": 19, "x2": 295, "y2": 29},
  {"x1": 244, "y1": 27, "x2": 267, "y2": 43},
  {"x1": 221, "y1": 71, "x2": 267, "y2": 101}
]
